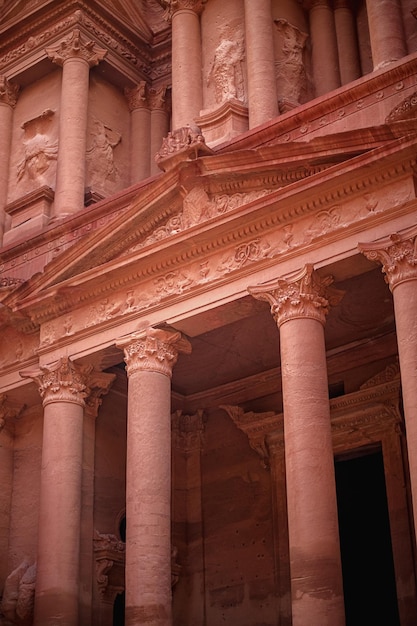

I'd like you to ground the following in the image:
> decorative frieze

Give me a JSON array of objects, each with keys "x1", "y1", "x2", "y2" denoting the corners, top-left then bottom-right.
[
  {"x1": 359, "y1": 227, "x2": 417, "y2": 290},
  {"x1": 248, "y1": 264, "x2": 344, "y2": 327},
  {"x1": 117, "y1": 327, "x2": 191, "y2": 378},
  {"x1": 46, "y1": 29, "x2": 107, "y2": 67}
]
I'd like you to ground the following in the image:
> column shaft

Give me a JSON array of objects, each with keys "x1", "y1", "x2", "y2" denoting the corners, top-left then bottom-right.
[
  {"x1": 244, "y1": 0, "x2": 278, "y2": 128},
  {"x1": 34, "y1": 399, "x2": 84, "y2": 625},
  {"x1": 308, "y1": 0, "x2": 341, "y2": 96},
  {"x1": 171, "y1": 9, "x2": 203, "y2": 129},
  {"x1": 280, "y1": 317, "x2": 344, "y2": 626},
  {"x1": 118, "y1": 328, "x2": 191, "y2": 626},
  {"x1": 0, "y1": 78, "x2": 19, "y2": 242},
  {"x1": 54, "y1": 57, "x2": 90, "y2": 216},
  {"x1": 366, "y1": 0, "x2": 407, "y2": 69},
  {"x1": 334, "y1": 0, "x2": 361, "y2": 84},
  {"x1": 131, "y1": 107, "x2": 152, "y2": 182},
  {"x1": 150, "y1": 109, "x2": 169, "y2": 177}
]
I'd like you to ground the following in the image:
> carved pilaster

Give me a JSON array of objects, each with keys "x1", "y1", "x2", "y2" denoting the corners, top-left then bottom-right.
[
  {"x1": 20, "y1": 357, "x2": 93, "y2": 407},
  {"x1": 46, "y1": 29, "x2": 107, "y2": 67},
  {"x1": 0, "y1": 393, "x2": 24, "y2": 432},
  {"x1": 160, "y1": 0, "x2": 206, "y2": 20},
  {"x1": 117, "y1": 327, "x2": 191, "y2": 378},
  {"x1": 248, "y1": 264, "x2": 344, "y2": 327},
  {"x1": 124, "y1": 81, "x2": 148, "y2": 111},
  {"x1": 0, "y1": 75, "x2": 19, "y2": 107},
  {"x1": 85, "y1": 371, "x2": 116, "y2": 418},
  {"x1": 359, "y1": 228, "x2": 417, "y2": 290},
  {"x1": 171, "y1": 409, "x2": 205, "y2": 455}
]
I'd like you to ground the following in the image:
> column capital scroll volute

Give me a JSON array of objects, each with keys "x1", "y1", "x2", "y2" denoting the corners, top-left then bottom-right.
[
  {"x1": 124, "y1": 81, "x2": 149, "y2": 111},
  {"x1": 0, "y1": 75, "x2": 20, "y2": 108},
  {"x1": 19, "y1": 356, "x2": 93, "y2": 407},
  {"x1": 359, "y1": 228, "x2": 417, "y2": 291},
  {"x1": 46, "y1": 29, "x2": 107, "y2": 68},
  {"x1": 159, "y1": 0, "x2": 206, "y2": 21},
  {"x1": 116, "y1": 327, "x2": 192, "y2": 378},
  {"x1": 84, "y1": 371, "x2": 117, "y2": 418},
  {"x1": 248, "y1": 264, "x2": 344, "y2": 328}
]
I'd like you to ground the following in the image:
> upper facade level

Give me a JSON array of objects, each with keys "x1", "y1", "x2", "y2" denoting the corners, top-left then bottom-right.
[{"x1": 0, "y1": 0, "x2": 416, "y2": 249}]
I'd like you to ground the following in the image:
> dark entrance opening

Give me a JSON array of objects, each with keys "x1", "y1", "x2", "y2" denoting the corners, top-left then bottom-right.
[
  {"x1": 113, "y1": 591, "x2": 125, "y2": 626},
  {"x1": 335, "y1": 447, "x2": 400, "y2": 626}
]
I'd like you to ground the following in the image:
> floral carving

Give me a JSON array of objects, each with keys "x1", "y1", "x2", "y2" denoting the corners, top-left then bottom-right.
[
  {"x1": 359, "y1": 229, "x2": 417, "y2": 290},
  {"x1": 154, "y1": 270, "x2": 193, "y2": 297},
  {"x1": 117, "y1": 327, "x2": 191, "y2": 378},
  {"x1": 218, "y1": 239, "x2": 271, "y2": 273},
  {"x1": 0, "y1": 75, "x2": 19, "y2": 107},
  {"x1": 46, "y1": 29, "x2": 107, "y2": 67},
  {"x1": 171, "y1": 409, "x2": 205, "y2": 454},
  {"x1": 20, "y1": 357, "x2": 93, "y2": 407},
  {"x1": 248, "y1": 264, "x2": 344, "y2": 327}
]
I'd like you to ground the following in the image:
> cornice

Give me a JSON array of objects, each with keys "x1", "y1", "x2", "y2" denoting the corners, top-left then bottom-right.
[{"x1": 6, "y1": 132, "x2": 417, "y2": 329}]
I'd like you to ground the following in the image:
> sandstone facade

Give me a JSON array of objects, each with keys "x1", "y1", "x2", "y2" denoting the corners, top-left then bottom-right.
[{"x1": 0, "y1": 1, "x2": 417, "y2": 625}]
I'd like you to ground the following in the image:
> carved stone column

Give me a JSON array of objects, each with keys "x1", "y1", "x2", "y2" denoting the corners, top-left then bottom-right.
[
  {"x1": 161, "y1": 1, "x2": 205, "y2": 129},
  {"x1": 117, "y1": 328, "x2": 191, "y2": 626},
  {"x1": 249, "y1": 265, "x2": 345, "y2": 626},
  {"x1": 79, "y1": 372, "x2": 116, "y2": 625},
  {"x1": 366, "y1": 0, "x2": 407, "y2": 70},
  {"x1": 305, "y1": 0, "x2": 341, "y2": 96},
  {"x1": 243, "y1": 0, "x2": 278, "y2": 128},
  {"x1": 359, "y1": 227, "x2": 417, "y2": 544},
  {"x1": 125, "y1": 82, "x2": 152, "y2": 183},
  {"x1": 46, "y1": 29, "x2": 106, "y2": 218},
  {"x1": 334, "y1": 0, "x2": 361, "y2": 84},
  {"x1": 0, "y1": 76, "x2": 19, "y2": 242},
  {"x1": 150, "y1": 86, "x2": 170, "y2": 177},
  {"x1": 20, "y1": 357, "x2": 94, "y2": 626},
  {"x1": 171, "y1": 410, "x2": 205, "y2": 626},
  {"x1": 0, "y1": 395, "x2": 23, "y2": 587}
]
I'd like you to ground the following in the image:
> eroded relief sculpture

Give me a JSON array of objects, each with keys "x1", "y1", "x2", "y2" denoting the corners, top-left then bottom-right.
[
  {"x1": 16, "y1": 109, "x2": 57, "y2": 184},
  {"x1": 274, "y1": 19, "x2": 308, "y2": 113},
  {"x1": 207, "y1": 27, "x2": 245, "y2": 105},
  {"x1": 0, "y1": 561, "x2": 36, "y2": 626},
  {"x1": 86, "y1": 117, "x2": 121, "y2": 187}
]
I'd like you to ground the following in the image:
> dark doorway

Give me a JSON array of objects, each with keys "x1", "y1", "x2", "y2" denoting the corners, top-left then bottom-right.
[
  {"x1": 113, "y1": 591, "x2": 125, "y2": 626},
  {"x1": 335, "y1": 448, "x2": 400, "y2": 626}
]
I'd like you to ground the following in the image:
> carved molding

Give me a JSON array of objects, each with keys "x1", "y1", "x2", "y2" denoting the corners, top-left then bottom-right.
[
  {"x1": 46, "y1": 29, "x2": 107, "y2": 67},
  {"x1": 248, "y1": 264, "x2": 344, "y2": 327},
  {"x1": 0, "y1": 75, "x2": 19, "y2": 107},
  {"x1": 160, "y1": 0, "x2": 206, "y2": 21},
  {"x1": 117, "y1": 327, "x2": 191, "y2": 378},
  {"x1": 359, "y1": 227, "x2": 417, "y2": 290},
  {"x1": 20, "y1": 356, "x2": 93, "y2": 407},
  {"x1": 386, "y1": 92, "x2": 417, "y2": 122}
]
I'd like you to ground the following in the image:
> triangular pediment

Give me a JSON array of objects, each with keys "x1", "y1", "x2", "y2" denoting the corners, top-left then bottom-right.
[{"x1": 2, "y1": 121, "x2": 415, "y2": 327}]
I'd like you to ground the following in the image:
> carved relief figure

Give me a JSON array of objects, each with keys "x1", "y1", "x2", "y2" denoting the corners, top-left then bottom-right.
[
  {"x1": 207, "y1": 28, "x2": 245, "y2": 104},
  {"x1": 0, "y1": 560, "x2": 36, "y2": 626},
  {"x1": 17, "y1": 109, "x2": 57, "y2": 184},
  {"x1": 274, "y1": 19, "x2": 308, "y2": 112},
  {"x1": 86, "y1": 117, "x2": 121, "y2": 187}
]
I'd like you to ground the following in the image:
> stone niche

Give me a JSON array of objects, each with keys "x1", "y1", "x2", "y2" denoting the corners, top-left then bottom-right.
[{"x1": 199, "y1": 0, "x2": 248, "y2": 145}]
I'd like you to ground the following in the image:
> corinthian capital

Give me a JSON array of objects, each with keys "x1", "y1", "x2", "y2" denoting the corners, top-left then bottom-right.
[
  {"x1": 46, "y1": 29, "x2": 107, "y2": 68},
  {"x1": 160, "y1": 0, "x2": 206, "y2": 21},
  {"x1": 117, "y1": 327, "x2": 191, "y2": 378},
  {"x1": 248, "y1": 264, "x2": 344, "y2": 327},
  {"x1": 20, "y1": 357, "x2": 93, "y2": 407},
  {"x1": 124, "y1": 81, "x2": 148, "y2": 111},
  {"x1": 359, "y1": 228, "x2": 417, "y2": 290},
  {"x1": 0, "y1": 75, "x2": 19, "y2": 107}
]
